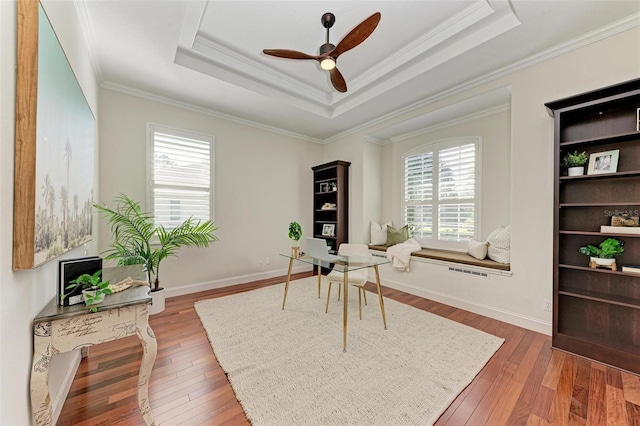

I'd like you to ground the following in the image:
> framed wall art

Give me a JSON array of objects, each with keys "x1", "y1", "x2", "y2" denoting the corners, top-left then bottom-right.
[{"x1": 14, "y1": 0, "x2": 95, "y2": 270}]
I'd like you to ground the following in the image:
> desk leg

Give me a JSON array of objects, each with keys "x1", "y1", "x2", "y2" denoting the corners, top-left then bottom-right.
[
  {"x1": 282, "y1": 257, "x2": 294, "y2": 310},
  {"x1": 374, "y1": 265, "x2": 387, "y2": 330},
  {"x1": 136, "y1": 304, "x2": 157, "y2": 426},
  {"x1": 343, "y1": 270, "x2": 348, "y2": 352},
  {"x1": 317, "y1": 264, "x2": 322, "y2": 298},
  {"x1": 31, "y1": 323, "x2": 53, "y2": 426}
]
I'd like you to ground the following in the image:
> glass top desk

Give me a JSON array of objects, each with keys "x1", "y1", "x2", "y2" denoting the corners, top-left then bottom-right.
[{"x1": 279, "y1": 252, "x2": 390, "y2": 351}]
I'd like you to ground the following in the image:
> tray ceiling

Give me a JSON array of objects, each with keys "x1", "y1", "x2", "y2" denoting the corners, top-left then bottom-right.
[{"x1": 79, "y1": 0, "x2": 640, "y2": 141}]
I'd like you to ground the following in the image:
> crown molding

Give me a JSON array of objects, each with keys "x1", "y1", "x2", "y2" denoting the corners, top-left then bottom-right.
[
  {"x1": 323, "y1": 12, "x2": 640, "y2": 144},
  {"x1": 386, "y1": 103, "x2": 511, "y2": 145},
  {"x1": 100, "y1": 81, "x2": 323, "y2": 144},
  {"x1": 176, "y1": 0, "x2": 519, "y2": 120},
  {"x1": 73, "y1": 1, "x2": 103, "y2": 82},
  {"x1": 192, "y1": 34, "x2": 332, "y2": 104},
  {"x1": 175, "y1": 44, "x2": 333, "y2": 118},
  {"x1": 363, "y1": 136, "x2": 387, "y2": 145}
]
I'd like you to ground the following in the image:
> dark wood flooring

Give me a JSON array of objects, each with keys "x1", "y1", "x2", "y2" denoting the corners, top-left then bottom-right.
[{"x1": 57, "y1": 272, "x2": 640, "y2": 425}]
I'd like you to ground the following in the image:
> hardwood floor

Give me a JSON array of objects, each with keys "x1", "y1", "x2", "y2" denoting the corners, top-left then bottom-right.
[{"x1": 58, "y1": 272, "x2": 640, "y2": 425}]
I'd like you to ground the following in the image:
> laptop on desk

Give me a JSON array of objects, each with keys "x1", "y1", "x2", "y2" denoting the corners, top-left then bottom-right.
[{"x1": 306, "y1": 237, "x2": 344, "y2": 262}]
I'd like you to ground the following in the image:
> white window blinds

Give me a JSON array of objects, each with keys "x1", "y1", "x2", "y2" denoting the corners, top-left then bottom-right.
[
  {"x1": 403, "y1": 139, "x2": 479, "y2": 248},
  {"x1": 149, "y1": 125, "x2": 213, "y2": 229}
]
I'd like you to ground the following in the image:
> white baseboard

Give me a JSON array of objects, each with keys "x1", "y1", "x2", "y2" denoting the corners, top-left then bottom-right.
[
  {"x1": 166, "y1": 265, "x2": 550, "y2": 335},
  {"x1": 165, "y1": 264, "x2": 313, "y2": 298},
  {"x1": 379, "y1": 277, "x2": 552, "y2": 336}
]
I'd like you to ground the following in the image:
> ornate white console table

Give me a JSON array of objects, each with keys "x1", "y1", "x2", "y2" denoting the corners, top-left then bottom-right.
[{"x1": 31, "y1": 265, "x2": 156, "y2": 425}]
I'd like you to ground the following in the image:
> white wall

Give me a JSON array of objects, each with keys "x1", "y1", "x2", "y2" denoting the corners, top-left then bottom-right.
[
  {"x1": 0, "y1": 1, "x2": 100, "y2": 424},
  {"x1": 1, "y1": 3, "x2": 638, "y2": 423},
  {"x1": 98, "y1": 89, "x2": 322, "y2": 295},
  {"x1": 325, "y1": 26, "x2": 640, "y2": 334}
]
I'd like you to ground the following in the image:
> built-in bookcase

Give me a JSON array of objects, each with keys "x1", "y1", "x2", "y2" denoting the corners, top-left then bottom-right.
[
  {"x1": 546, "y1": 78, "x2": 640, "y2": 374},
  {"x1": 312, "y1": 160, "x2": 350, "y2": 253}
]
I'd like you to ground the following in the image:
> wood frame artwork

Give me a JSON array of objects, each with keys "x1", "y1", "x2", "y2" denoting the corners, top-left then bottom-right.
[{"x1": 14, "y1": 0, "x2": 95, "y2": 270}]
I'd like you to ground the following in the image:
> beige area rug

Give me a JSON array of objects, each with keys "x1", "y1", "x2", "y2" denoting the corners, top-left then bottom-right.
[{"x1": 194, "y1": 277, "x2": 504, "y2": 425}]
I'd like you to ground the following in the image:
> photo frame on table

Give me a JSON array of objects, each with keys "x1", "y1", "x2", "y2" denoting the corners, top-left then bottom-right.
[
  {"x1": 587, "y1": 149, "x2": 619, "y2": 175},
  {"x1": 13, "y1": 1, "x2": 95, "y2": 270},
  {"x1": 322, "y1": 224, "x2": 335, "y2": 237}
]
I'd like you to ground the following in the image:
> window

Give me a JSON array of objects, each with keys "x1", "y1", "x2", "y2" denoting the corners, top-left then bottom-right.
[
  {"x1": 148, "y1": 125, "x2": 214, "y2": 229},
  {"x1": 403, "y1": 138, "x2": 480, "y2": 250}
]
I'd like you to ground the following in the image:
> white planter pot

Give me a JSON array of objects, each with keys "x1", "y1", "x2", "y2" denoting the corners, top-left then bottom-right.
[
  {"x1": 82, "y1": 288, "x2": 105, "y2": 305},
  {"x1": 590, "y1": 257, "x2": 615, "y2": 266},
  {"x1": 149, "y1": 288, "x2": 166, "y2": 315},
  {"x1": 568, "y1": 166, "x2": 585, "y2": 176}
]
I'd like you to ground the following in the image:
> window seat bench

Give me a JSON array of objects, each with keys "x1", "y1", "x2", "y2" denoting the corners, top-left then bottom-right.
[{"x1": 368, "y1": 245, "x2": 510, "y2": 271}]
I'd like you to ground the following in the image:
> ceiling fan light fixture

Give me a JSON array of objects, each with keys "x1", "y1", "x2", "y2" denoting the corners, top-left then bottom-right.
[
  {"x1": 320, "y1": 57, "x2": 336, "y2": 70},
  {"x1": 262, "y1": 11, "x2": 381, "y2": 92}
]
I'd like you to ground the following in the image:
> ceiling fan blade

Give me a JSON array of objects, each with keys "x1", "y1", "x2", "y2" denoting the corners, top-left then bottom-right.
[
  {"x1": 262, "y1": 49, "x2": 320, "y2": 61},
  {"x1": 330, "y1": 12, "x2": 381, "y2": 59},
  {"x1": 329, "y1": 68, "x2": 347, "y2": 93}
]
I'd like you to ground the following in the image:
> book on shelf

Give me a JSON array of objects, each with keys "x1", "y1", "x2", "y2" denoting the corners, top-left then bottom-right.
[
  {"x1": 621, "y1": 265, "x2": 640, "y2": 274},
  {"x1": 600, "y1": 225, "x2": 640, "y2": 235},
  {"x1": 58, "y1": 256, "x2": 102, "y2": 307}
]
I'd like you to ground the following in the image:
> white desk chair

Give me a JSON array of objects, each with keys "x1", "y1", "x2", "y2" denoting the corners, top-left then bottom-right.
[{"x1": 325, "y1": 243, "x2": 373, "y2": 320}]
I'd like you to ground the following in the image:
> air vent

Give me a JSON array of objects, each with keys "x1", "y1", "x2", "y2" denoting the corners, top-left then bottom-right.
[{"x1": 448, "y1": 266, "x2": 488, "y2": 278}]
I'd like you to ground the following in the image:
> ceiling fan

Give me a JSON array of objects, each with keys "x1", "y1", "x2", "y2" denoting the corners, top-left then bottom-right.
[{"x1": 262, "y1": 12, "x2": 381, "y2": 93}]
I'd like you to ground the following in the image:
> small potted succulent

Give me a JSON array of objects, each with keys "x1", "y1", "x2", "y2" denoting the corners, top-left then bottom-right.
[
  {"x1": 562, "y1": 150, "x2": 588, "y2": 176},
  {"x1": 63, "y1": 270, "x2": 112, "y2": 312},
  {"x1": 288, "y1": 221, "x2": 302, "y2": 258},
  {"x1": 578, "y1": 238, "x2": 624, "y2": 268}
]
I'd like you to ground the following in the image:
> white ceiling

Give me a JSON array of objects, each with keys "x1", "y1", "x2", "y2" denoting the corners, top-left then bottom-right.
[{"x1": 77, "y1": 0, "x2": 640, "y2": 142}]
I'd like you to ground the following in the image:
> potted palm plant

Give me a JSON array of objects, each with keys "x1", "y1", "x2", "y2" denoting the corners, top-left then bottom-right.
[
  {"x1": 63, "y1": 270, "x2": 111, "y2": 313},
  {"x1": 288, "y1": 221, "x2": 302, "y2": 258},
  {"x1": 94, "y1": 194, "x2": 218, "y2": 314}
]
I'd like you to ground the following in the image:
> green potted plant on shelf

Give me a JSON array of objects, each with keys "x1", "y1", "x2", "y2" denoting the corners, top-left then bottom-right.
[
  {"x1": 288, "y1": 221, "x2": 302, "y2": 258},
  {"x1": 562, "y1": 150, "x2": 588, "y2": 176},
  {"x1": 63, "y1": 270, "x2": 112, "y2": 312},
  {"x1": 578, "y1": 237, "x2": 624, "y2": 268},
  {"x1": 94, "y1": 194, "x2": 219, "y2": 314}
]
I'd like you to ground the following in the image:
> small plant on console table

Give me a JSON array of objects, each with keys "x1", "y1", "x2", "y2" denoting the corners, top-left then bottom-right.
[
  {"x1": 63, "y1": 270, "x2": 112, "y2": 312},
  {"x1": 562, "y1": 150, "x2": 588, "y2": 176},
  {"x1": 578, "y1": 237, "x2": 624, "y2": 270},
  {"x1": 289, "y1": 221, "x2": 302, "y2": 258}
]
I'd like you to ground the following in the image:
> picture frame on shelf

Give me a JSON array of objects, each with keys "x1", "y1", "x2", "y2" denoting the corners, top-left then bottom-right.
[
  {"x1": 319, "y1": 183, "x2": 329, "y2": 193},
  {"x1": 587, "y1": 149, "x2": 619, "y2": 175},
  {"x1": 322, "y1": 224, "x2": 335, "y2": 237}
]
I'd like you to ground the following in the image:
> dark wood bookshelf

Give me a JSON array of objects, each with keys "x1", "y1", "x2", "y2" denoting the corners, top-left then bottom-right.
[
  {"x1": 311, "y1": 160, "x2": 350, "y2": 254},
  {"x1": 546, "y1": 78, "x2": 640, "y2": 375}
]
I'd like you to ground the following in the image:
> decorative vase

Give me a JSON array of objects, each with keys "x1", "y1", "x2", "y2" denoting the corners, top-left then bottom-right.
[
  {"x1": 82, "y1": 288, "x2": 105, "y2": 305},
  {"x1": 291, "y1": 246, "x2": 299, "y2": 258},
  {"x1": 568, "y1": 166, "x2": 584, "y2": 176}
]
